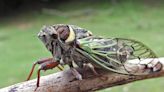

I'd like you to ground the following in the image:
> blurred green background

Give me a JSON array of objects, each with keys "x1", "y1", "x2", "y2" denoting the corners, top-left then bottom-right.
[{"x1": 0, "y1": 0, "x2": 164, "y2": 92}]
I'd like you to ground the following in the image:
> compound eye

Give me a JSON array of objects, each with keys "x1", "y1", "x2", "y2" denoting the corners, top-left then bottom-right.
[{"x1": 51, "y1": 33, "x2": 58, "y2": 39}]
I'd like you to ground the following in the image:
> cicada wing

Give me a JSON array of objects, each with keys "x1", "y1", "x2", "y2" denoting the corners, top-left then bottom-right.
[
  {"x1": 111, "y1": 38, "x2": 162, "y2": 74},
  {"x1": 77, "y1": 37, "x2": 162, "y2": 75},
  {"x1": 75, "y1": 48, "x2": 131, "y2": 75}
]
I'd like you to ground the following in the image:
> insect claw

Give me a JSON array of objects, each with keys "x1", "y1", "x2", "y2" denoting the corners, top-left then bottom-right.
[
  {"x1": 34, "y1": 87, "x2": 38, "y2": 92},
  {"x1": 70, "y1": 68, "x2": 83, "y2": 80},
  {"x1": 76, "y1": 74, "x2": 82, "y2": 80}
]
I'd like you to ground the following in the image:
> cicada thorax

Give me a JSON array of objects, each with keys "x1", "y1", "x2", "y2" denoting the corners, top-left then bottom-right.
[
  {"x1": 41, "y1": 24, "x2": 93, "y2": 66},
  {"x1": 53, "y1": 24, "x2": 92, "y2": 43}
]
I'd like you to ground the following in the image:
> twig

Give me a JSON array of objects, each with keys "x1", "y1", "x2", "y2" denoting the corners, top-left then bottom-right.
[{"x1": 1, "y1": 58, "x2": 164, "y2": 92}]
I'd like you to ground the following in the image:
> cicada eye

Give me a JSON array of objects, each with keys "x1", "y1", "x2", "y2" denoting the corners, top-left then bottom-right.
[{"x1": 51, "y1": 33, "x2": 58, "y2": 39}]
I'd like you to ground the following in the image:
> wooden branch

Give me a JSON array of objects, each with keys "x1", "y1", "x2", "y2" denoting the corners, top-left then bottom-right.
[{"x1": 1, "y1": 58, "x2": 164, "y2": 92}]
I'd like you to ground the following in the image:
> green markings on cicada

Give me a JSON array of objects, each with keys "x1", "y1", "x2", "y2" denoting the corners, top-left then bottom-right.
[
  {"x1": 75, "y1": 48, "x2": 129, "y2": 74},
  {"x1": 76, "y1": 37, "x2": 161, "y2": 75},
  {"x1": 92, "y1": 51, "x2": 122, "y2": 65},
  {"x1": 119, "y1": 38, "x2": 158, "y2": 62}
]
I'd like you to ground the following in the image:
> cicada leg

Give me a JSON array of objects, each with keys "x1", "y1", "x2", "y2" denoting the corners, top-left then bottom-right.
[
  {"x1": 26, "y1": 58, "x2": 63, "y2": 81},
  {"x1": 27, "y1": 58, "x2": 51, "y2": 81},
  {"x1": 69, "y1": 63, "x2": 82, "y2": 80},
  {"x1": 26, "y1": 58, "x2": 63, "y2": 91},
  {"x1": 83, "y1": 63, "x2": 98, "y2": 76},
  {"x1": 83, "y1": 63, "x2": 109, "y2": 81}
]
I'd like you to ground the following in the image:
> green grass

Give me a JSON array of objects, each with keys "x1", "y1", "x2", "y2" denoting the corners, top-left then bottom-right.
[{"x1": 0, "y1": 1, "x2": 164, "y2": 92}]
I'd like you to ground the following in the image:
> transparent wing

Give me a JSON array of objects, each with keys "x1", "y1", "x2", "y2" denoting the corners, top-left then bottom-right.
[{"x1": 76, "y1": 37, "x2": 162, "y2": 75}]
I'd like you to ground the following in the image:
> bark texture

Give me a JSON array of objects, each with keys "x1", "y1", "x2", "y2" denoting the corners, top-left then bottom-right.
[{"x1": 1, "y1": 58, "x2": 164, "y2": 92}]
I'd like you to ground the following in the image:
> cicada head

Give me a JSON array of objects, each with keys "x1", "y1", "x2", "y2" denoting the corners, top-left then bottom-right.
[
  {"x1": 38, "y1": 25, "x2": 74, "y2": 62},
  {"x1": 38, "y1": 25, "x2": 58, "y2": 53}
]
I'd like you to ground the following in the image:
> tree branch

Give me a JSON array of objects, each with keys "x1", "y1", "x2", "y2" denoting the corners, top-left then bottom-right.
[{"x1": 1, "y1": 58, "x2": 164, "y2": 92}]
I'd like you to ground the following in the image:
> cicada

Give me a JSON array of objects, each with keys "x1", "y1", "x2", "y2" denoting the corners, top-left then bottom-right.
[{"x1": 26, "y1": 24, "x2": 162, "y2": 90}]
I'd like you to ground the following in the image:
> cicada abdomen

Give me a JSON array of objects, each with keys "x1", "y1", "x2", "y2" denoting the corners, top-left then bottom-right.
[
  {"x1": 115, "y1": 38, "x2": 163, "y2": 74},
  {"x1": 75, "y1": 37, "x2": 162, "y2": 75}
]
